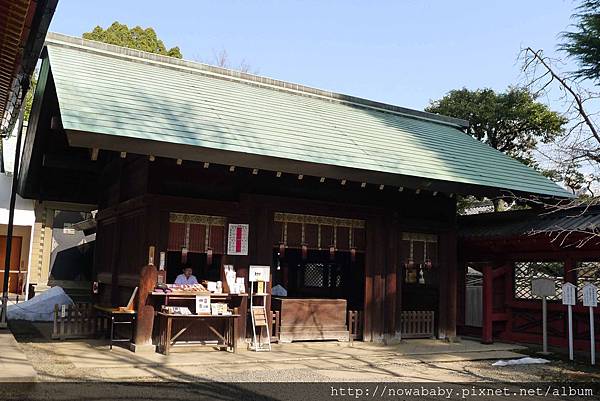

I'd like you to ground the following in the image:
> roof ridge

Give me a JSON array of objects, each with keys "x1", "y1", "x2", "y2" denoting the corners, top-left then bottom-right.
[{"x1": 44, "y1": 32, "x2": 469, "y2": 129}]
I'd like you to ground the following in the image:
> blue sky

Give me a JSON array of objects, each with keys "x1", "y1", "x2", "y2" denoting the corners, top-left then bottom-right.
[{"x1": 49, "y1": 0, "x2": 578, "y2": 111}]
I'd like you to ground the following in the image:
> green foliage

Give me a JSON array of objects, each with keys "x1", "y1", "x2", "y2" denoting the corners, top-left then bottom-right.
[
  {"x1": 425, "y1": 87, "x2": 567, "y2": 166},
  {"x1": 23, "y1": 71, "x2": 37, "y2": 122},
  {"x1": 82, "y1": 22, "x2": 182, "y2": 58},
  {"x1": 561, "y1": 0, "x2": 600, "y2": 81}
]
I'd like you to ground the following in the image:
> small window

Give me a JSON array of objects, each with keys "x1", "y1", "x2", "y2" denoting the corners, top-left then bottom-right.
[
  {"x1": 303, "y1": 263, "x2": 325, "y2": 287},
  {"x1": 514, "y1": 261, "x2": 564, "y2": 301},
  {"x1": 576, "y1": 262, "x2": 600, "y2": 301},
  {"x1": 302, "y1": 263, "x2": 342, "y2": 288}
]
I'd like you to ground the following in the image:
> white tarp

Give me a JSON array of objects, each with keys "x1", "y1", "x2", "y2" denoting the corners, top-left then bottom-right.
[
  {"x1": 492, "y1": 357, "x2": 550, "y2": 367},
  {"x1": 7, "y1": 286, "x2": 73, "y2": 321}
]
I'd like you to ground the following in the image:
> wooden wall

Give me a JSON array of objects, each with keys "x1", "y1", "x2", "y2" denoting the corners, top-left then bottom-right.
[{"x1": 93, "y1": 157, "x2": 459, "y2": 342}]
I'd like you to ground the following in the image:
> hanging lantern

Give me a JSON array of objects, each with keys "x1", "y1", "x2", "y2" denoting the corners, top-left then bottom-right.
[
  {"x1": 206, "y1": 247, "x2": 213, "y2": 265},
  {"x1": 301, "y1": 244, "x2": 308, "y2": 260},
  {"x1": 424, "y1": 259, "x2": 433, "y2": 269},
  {"x1": 350, "y1": 247, "x2": 357, "y2": 262},
  {"x1": 329, "y1": 245, "x2": 336, "y2": 260}
]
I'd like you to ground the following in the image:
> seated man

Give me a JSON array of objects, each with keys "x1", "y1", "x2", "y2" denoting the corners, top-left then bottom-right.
[{"x1": 174, "y1": 267, "x2": 198, "y2": 285}]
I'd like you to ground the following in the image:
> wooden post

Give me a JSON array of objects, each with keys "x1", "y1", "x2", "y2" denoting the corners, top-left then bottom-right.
[
  {"x1": 384, "y1": 215, "x2": 399, "y2": 342},
  {"x1": 481, "y1": 264, "x2": 493, "y2": 344},
  {"x1": 132, "y1": 262, "x2": 157, "y2": 352}
]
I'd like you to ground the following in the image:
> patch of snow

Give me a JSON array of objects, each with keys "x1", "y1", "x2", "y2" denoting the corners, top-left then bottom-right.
[{"x1": 492, "y1": 357, "x2": 550, "y2": 367}]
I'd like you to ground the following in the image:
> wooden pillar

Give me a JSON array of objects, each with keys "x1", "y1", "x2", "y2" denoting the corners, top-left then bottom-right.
[
  {"x1": 371, "y1": 216, "x2": 387, "y2": 342},
  {"x1": 363, "y1": 216, "x2": 376, "y2": 342},
  {"x1": 384, "y1": 215, "x2": 400, "y2": 342},
  {"x1": 438, "y1": 230, "x2": 458, "y2": 340},
  {"x1": 481, "y1": 264, "x2": 493, "y2": 344},
  {"x1": 109, "y1": 214, "x2": 121, "y2": 306}
]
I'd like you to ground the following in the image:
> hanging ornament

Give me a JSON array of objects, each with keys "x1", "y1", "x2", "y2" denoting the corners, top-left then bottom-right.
[
  {"x1": 181, "y1": 247, "x2": 188, "y2": 264},
  {"x1": 279, "y1": 242, "x2": 286, "y2": 259},
  {"x1": 301, "y1": 244, "x2": 308, "y2": 260},
  {"x1": 418, "y1": 264, "x2": 425, "y2": 284},
  {"x1": 206, "y1": 247, "x2": 213, "y2": 265},
  {"x1": 350, "y1": 247, "x2": 357, "y2": 263}
]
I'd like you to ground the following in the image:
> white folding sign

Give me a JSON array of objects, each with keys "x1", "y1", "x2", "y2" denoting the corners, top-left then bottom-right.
[
  {"x1": 562, "y1": 282, "x2": 577, "y2": 306},
  {"x1": 583, "y1": 283, "x2": 598, "y2": 308},
  {"x1": 249, "y1": 265, "x2": 270, "y2": 282}
]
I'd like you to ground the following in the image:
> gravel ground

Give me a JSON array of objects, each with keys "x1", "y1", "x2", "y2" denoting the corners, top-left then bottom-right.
[{"x1": 8, "y1": 322, "x2": 600, "y2": 400}]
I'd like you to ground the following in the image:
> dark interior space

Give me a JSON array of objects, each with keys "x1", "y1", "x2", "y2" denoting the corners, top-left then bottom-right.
[{"x1": 271, "y1": 248, "x2": 365, "y2": 311}]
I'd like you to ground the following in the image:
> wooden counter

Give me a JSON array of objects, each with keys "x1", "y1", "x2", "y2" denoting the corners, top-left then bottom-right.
[
  {"x1": 148, "y1": 292, "x2": 247, "y2": 350},
  {"x1": 272, "y1": 297, "x2": 349, "y2": 342}
]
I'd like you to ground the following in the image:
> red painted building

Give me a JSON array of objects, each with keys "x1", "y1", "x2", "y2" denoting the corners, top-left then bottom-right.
[{"x1": 459, "y1": 205, "x2": 600, "y2": 351}]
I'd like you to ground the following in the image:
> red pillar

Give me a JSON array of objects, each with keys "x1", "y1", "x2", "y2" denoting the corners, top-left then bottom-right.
[{"x1": 482, "y1": 265, "x2": 493, "y2": 344}]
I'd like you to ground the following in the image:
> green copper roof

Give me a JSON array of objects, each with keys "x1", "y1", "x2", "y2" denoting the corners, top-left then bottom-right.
[{"x1": 43, "y1": 33, "x2": 571, "y2": 198}]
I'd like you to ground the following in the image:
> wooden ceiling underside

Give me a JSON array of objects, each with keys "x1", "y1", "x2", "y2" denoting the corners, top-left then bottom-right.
[{"x1": 0, "y1": 0, "x2": 35, "y2": 123}]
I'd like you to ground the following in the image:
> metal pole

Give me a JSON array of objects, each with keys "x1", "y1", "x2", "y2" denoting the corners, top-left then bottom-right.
[
  {"x1": 590, "y1": 306, "x2": 595, "y2": 366},
  {"x1": 542, "y1": 296, "x2": 548, "y2": 354},
  {"x1": 0, "y1": 100, "x2": 26, "y2": 328},
  {"x1": 568, "y1": 304, "x2": 573, "y2": 361}
]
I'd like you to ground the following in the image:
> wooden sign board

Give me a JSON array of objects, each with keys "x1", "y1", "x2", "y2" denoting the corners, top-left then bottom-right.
[
  {"x1": 562, "y1": 282, "x2": 577, "y2": 306},
  {"x1": 249, "y1": 265, "x2": 270, "y2": 282},
  {"x1": 227, "y1": 224, "x2": 249, "y2": 255},
  {"x1": 583, "y1": 283, "x2": 598, "y2": 308},
  {"x1": 532, "y1": 278, "x2": 556, "y2": 298}
]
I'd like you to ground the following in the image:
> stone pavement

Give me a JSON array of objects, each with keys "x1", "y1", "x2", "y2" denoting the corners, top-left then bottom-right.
[{"x1": 0, "y1": 330, "x2": 36, "y2": 382}]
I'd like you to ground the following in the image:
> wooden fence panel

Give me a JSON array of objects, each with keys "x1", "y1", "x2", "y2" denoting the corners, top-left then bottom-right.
[
  {"x1": 401, "y1": 310, "x2": 435, "y2": 338},
  {"x1": 52, "y1": 303, "x2": 99, "y2": 340},
  {"x1": 465, "y1": 286, "x2": 483, "y2": 327}
]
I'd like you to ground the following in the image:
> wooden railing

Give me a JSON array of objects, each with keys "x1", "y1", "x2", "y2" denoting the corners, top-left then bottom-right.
[
  {"x1": 52, "y1": 303, "x2": 104, "y2": 340},
  {"x1": 270, "y1": 310, "x2": 280, "y2": 343},
  {"x1": 347, "y1": 310, "x2": 362, "y2": 341},
  {"x1": 401, "y1": 310, "x2": 435, "y2": 338}
]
